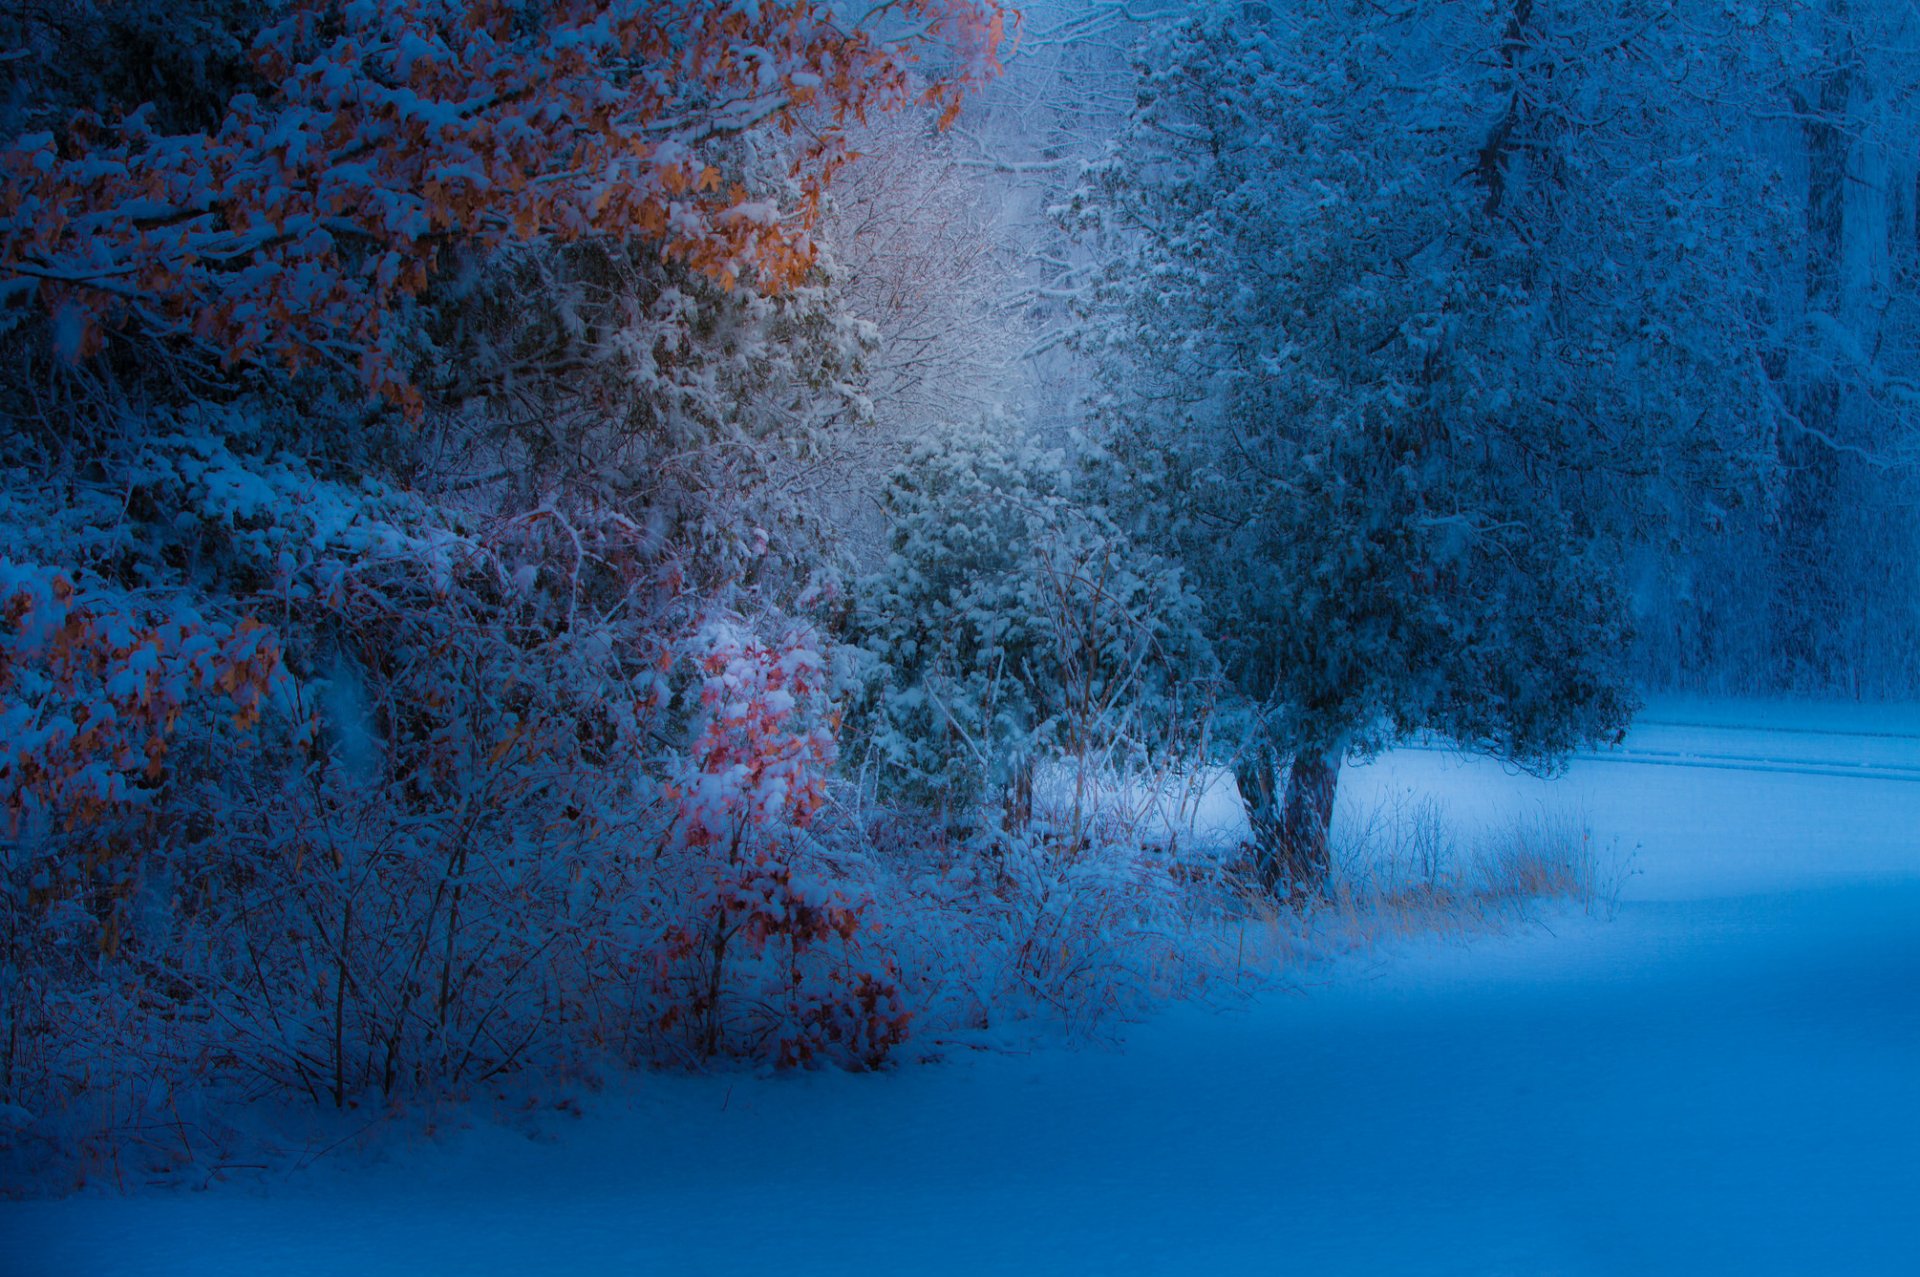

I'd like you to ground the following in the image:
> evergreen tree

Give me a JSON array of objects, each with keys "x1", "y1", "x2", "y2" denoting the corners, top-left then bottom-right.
[
  {"x1": 1068, "y1": 2, "x2": 1778, "y2": 894},
  {"x1": 845, "y1": 426, "x2": 1212, "y2": 826}
]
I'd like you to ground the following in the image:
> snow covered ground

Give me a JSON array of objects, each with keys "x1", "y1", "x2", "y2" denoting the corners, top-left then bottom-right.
[{"x1": 6, "y1": 699, "x2": 1918, "y2": 1274}]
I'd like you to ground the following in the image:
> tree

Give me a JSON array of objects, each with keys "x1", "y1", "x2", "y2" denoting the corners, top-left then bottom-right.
[
  {"x1": 1069, "y1": 2, "x2": 1779, "y2": 895},
  {"x1": 0, "y1": 0, "x2": 1009, "y2": 409},
  {"x1": 1759, "y1": 0, "x2": 1920, "y2": 694}
]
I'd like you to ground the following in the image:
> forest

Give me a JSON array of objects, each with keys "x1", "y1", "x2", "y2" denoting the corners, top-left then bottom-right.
[{"x1": 3, "y1": 0, "x2": 1919, "y2": 1212}]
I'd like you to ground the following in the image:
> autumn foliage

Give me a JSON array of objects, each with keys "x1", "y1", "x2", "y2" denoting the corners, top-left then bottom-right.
[
  {"x1": 0, "y1": 0, "x2": 1009, "y2": 408},
  {"x1": 654, "y1": 621, "x2": 911, "y2": 1070},
  {"x1": 0, "y1": 561, "x2": 283, "y2": 838},
  {"x1": 0, "y1": 1, "x2": 1022, "y2": 1188}
]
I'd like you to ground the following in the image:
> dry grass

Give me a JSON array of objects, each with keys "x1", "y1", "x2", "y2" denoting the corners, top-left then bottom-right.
[
  {"x1": 1473, "y1": 810, "x2": 1625, "y2": 916},
  {"x1": 1220, "y1": 792, "x2": 1630, "y2": 975},
  {"x1": 845, "y1": 776, "x2": 1632, "y2": 1042}
]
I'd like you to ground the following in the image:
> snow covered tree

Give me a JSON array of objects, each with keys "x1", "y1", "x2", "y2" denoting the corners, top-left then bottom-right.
[
  {"x1": 1069, "y1": 2, "x2": 1781, "y2": 895},
  {"x1": 0, "y1": 0, "x2": 1009, "y2": 408}
]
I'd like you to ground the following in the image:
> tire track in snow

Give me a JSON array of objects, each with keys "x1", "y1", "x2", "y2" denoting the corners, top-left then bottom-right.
[
  {"x1": 1399, "y1": 718, "x2": 1920, "y2": 783},
  {"x1": 1635, "y1": 717, "x2": 1920, "y2": 743},
  {"x1": 1573, "y1": 747, "x2": 1920, "y2": 783}
]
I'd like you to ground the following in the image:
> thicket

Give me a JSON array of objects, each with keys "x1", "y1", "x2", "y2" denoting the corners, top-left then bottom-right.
[{"x1": 4, "y1": 0, "x2": 1145, "y2": 1191}]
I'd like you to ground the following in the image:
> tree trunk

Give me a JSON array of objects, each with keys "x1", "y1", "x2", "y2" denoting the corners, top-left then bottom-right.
[
  {"x1": 1776, "y1": 8, "x2": 1864, "y2": 685},
  {"x1": 1235, "y1": 742, "x2": 1338, "y2": 900},
  {"x1": 1233, "y1": 739, "x2": 1282, "y2": 887},
  {"x1": 1278, "y1": 749, "x2": 1338, "y2": 897},
  {"x1": 1003, "y1": 758, "x2": 1035, "y2": 829}
]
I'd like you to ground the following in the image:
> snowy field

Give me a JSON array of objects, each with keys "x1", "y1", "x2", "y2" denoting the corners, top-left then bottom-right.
[{"x1": 6, "y1": 699, "x2": 1918, "y2": 1275}]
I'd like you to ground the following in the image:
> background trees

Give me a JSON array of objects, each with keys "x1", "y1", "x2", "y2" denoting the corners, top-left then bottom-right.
[{"x1": 1744, "y1": 0, "x2": 1920, "y2": 694}]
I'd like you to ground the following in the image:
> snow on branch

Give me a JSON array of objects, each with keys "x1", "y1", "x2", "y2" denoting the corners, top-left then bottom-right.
[{"x1": 0, "y1": 0, "x2": 1009, "y2": 412}]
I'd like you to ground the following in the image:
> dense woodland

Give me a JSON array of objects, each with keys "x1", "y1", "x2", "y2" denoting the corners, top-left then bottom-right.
[{"x1": 3, "y1": 0, "x2": 1919, "y2": 1188}]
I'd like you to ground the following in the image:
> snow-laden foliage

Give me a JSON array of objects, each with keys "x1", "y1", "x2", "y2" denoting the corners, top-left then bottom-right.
[
  {"x1": 0, "y1": 0, "x2": 1050, "y2": 1191},
  {"x1": 420, "y1": 234, "x2": 878, "y2": 587},
  {"x1": 1059, "y1": 1, "x2": 1820, "y2": 885},
  {"x1": 0, "y1": 559, "x2": 284, "y2": 832},
  {"x1": 0, "y1": 0, "x2": 1008, "y2": 407},
  {"x1": 0, "y1": 410, "x2": 958, "y2": 1185},
  {"x1": 843, "y1": 426, "x2": 1213, "y2": 821},
  {"x1": 652, "y1": 616, "x2": 914, "y2": 1072}
]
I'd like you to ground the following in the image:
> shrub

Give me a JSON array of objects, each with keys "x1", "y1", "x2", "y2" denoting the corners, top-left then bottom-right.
[{"x1": 844, "y1": 427, "x2": 1214, "y2": 823}]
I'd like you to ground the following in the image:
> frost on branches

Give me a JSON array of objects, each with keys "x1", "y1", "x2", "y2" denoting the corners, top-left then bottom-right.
[
  {"x1": 0, "y1": 0, "x2": 1009, "y2": 407},
  {"x1": 654, "y1": 619, "x2": 909, "y2": 1070},
  {"x1": 0, "y1": 0, "x2": 1022, "y2": 1191}
]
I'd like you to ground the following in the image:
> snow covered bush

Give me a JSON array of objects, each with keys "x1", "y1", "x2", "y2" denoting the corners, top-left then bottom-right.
[
  {"x1": 650, "y1": 617, "x2": 911, "y2": 1070},
  {"x1": 0, "y1": 553, "x2": 290, "y2": 1182},
  {"x1": 794, "y1": 796, "x2": 1238, "y2": 1055},
  {"x1": 0, "y1": 0, "x2": 1023, "y2": 1190},
  {"x1": 0, "y1": 420, "x2": 928, "y2": 1186},
  {"x1": 0, "y1": 560, "x2": 284, "y2": 834},
  {"x1": 844, "y1": 427, "x2": 1213, "y2": 826}
]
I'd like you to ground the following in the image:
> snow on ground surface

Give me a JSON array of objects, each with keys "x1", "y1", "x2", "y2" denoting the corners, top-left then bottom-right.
[{"x1": 6, "y1": 698, "x2": 1919, "y2": 1275}]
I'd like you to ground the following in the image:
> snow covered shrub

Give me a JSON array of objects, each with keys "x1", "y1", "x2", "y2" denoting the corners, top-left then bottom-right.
[
  {"x1": 0, "y1": 555, "x2": 290, "y2": 1184},
  {"x1": 831, "y1": 806, "x2": 1242, "y2": 1050},
  {"x1": 0, "y1": 560, "x2": 283, "y2": 834},
  {"x1": 0, "y1": 384, "x2": 954, "y2": 1188},
  {"x1": 984, "y1": 826, "x2": 1207, "y2": 1034},
  {"x1": 837, "y1": 427, "x2": 1230, "y2": 1044},
  {"x1": 0, "y1": 0, "x2": 1026, "y2": 1193},
  {"x1": 650, "y1": 618, "x2": 911, "y2": 1070},
  {"x1": 844, "y1": 427, "x2": 1213, "y2": 825},
  {"x1": 0, "y1": 430, "x2": 614, "y2": 1166}
]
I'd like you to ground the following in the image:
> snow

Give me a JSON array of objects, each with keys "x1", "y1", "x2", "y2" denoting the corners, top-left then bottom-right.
[{"x1": 6, "y1": 699, "x2": 1918, "y2": 1274}]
